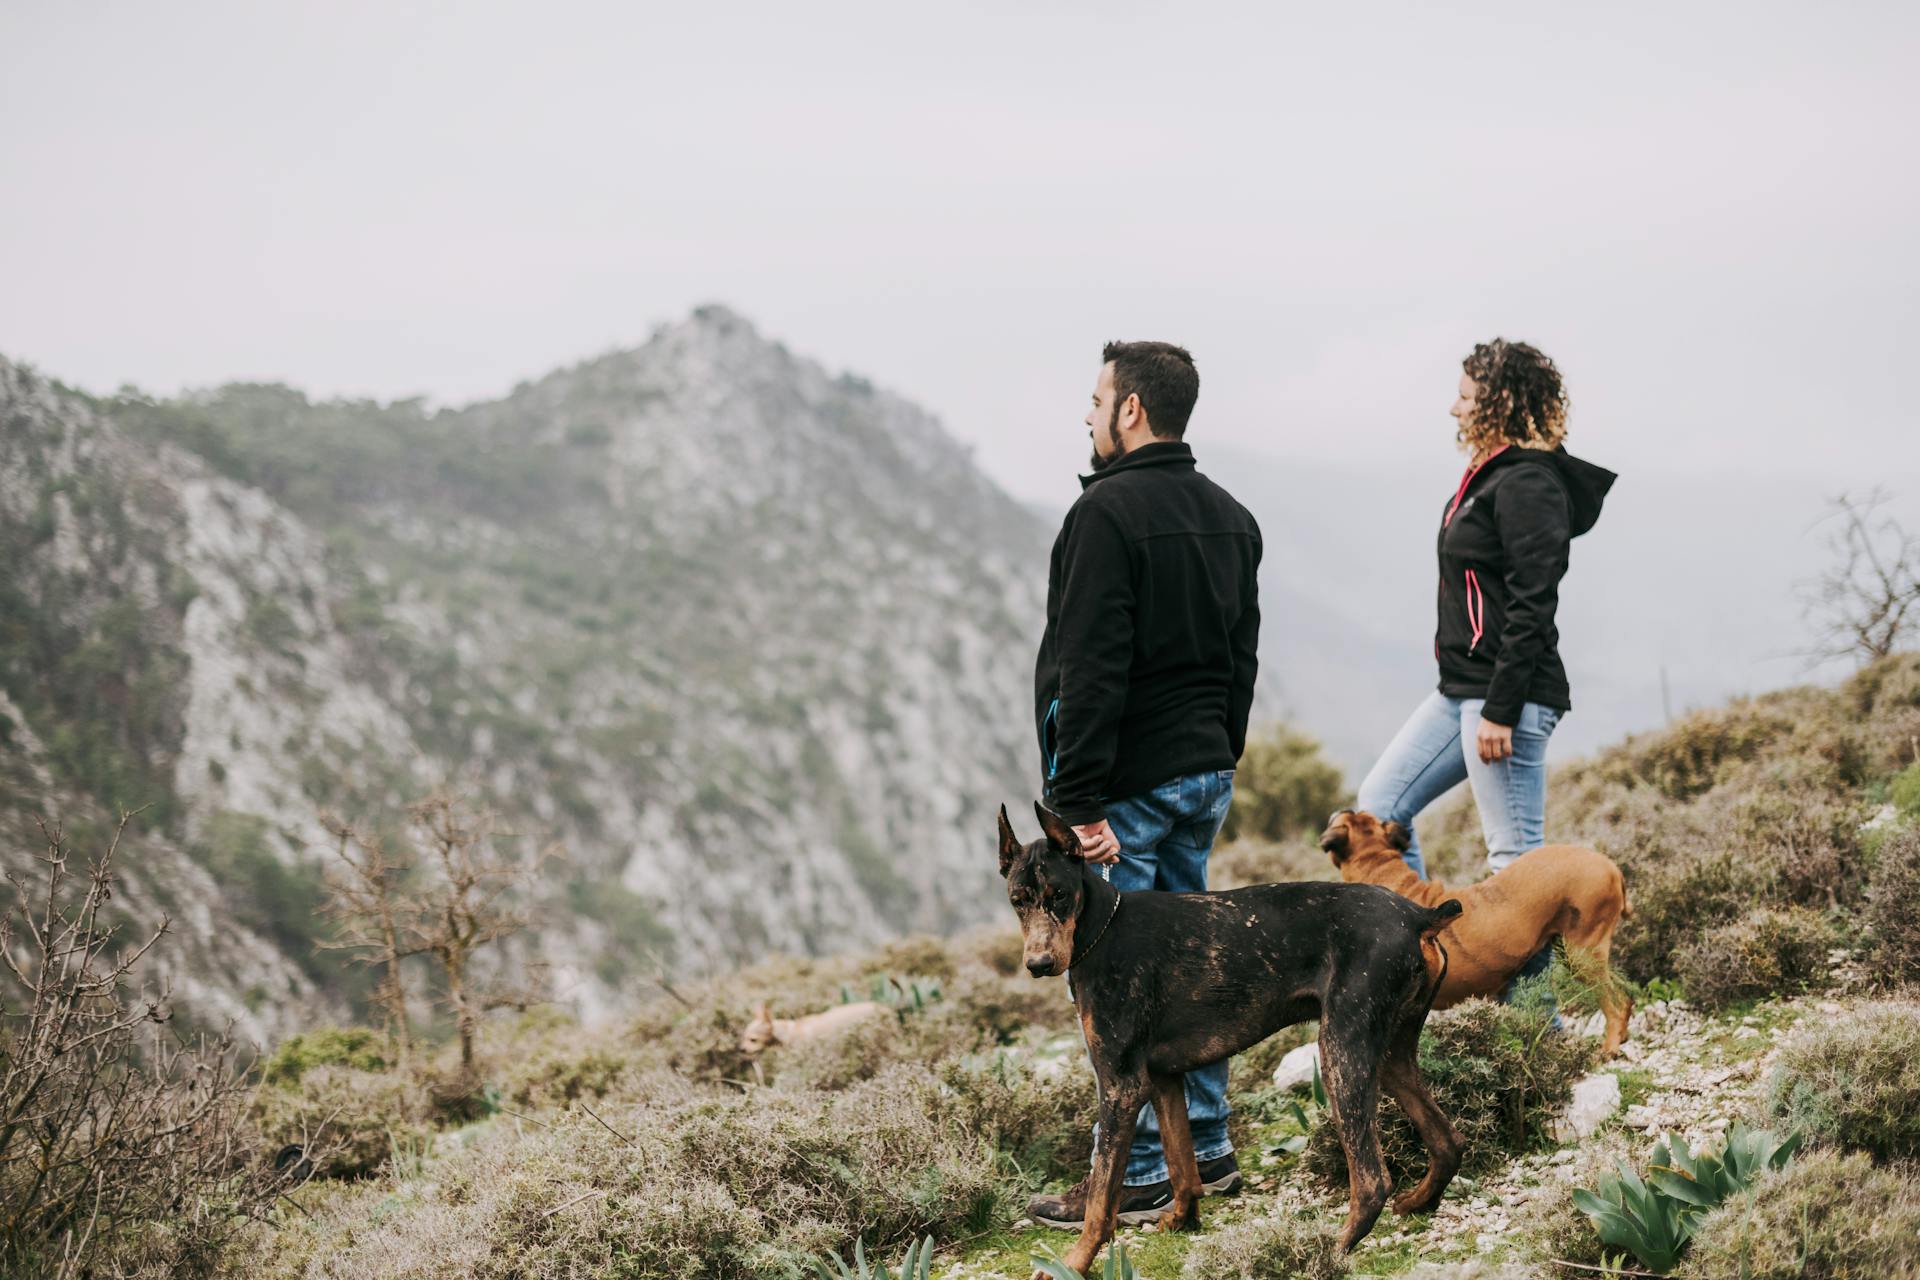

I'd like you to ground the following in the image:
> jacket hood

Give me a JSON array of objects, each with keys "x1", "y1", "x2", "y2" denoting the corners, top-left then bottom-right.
[{"x1": 1487, "y1": 446, "x2": 1616, "y2": 537}]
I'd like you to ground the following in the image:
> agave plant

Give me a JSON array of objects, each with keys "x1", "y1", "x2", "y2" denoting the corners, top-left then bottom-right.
[
  {"x1": 1573, "y1": 1162, "x2": 1694, "y2": 1271},
  {"x1": 1573, "y1": 1123, "x2": 1801, "y2": 1271},
  {"x1": 1030, "y1": 1241, "x2": 1138, "y2": 1280},
  {"x1": 812, "y1": 1234, "x2": 936, "y2": 1280},
  {"x1": 1648, "y1": 1122, "x2": 1800, "y2": 1210}
]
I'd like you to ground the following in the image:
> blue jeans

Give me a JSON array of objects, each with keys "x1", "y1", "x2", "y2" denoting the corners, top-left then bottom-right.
[
  {"x1": 1355, "y1": 692, "x2": 1562, "y2": 998},
  {"x1": 1354, "y1": 692, "x2": 1561, "y2": 877},
  {"x1": 1085, "y1": 769, "x2": 1236, "y2": 1186}
]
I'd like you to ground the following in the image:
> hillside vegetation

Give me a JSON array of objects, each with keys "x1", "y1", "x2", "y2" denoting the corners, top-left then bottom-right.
[
  {"x1": 1, "y1": 310, "x2": 1049, "y2": 1040},
  {"x1": 8, "y1": 655, "x2": 1914, "y2": 1278}
]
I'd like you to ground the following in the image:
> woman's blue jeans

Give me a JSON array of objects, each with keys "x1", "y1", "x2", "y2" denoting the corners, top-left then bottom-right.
[
  {"x1": 1356, "y1": 692, "x2": 1561, "y2": 876},
  {"x1": 1082, "y1": 769, "x2": 1236, "y2": 1186},
  {"x1": 1355, "y1": 692, "x2": 1563, "y2": 997}
]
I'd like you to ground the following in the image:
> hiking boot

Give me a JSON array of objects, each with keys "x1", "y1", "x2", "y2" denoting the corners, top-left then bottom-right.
[
  {"x1": 1026, "y1": 1175, "x2": 1174, "y2": 1229},
  {"x1": 1027, "y1": 1153, "x2": 1240, "y2": 1228},
  {"x1": 1198, "y1": 1152, "x2": 1242, "y2": 1195}
]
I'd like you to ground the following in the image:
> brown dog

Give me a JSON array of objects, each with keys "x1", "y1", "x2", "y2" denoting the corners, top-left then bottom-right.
[
  {"x1": 1319, "y1": 810, "x2": 1634, "y2": 1056},
  {"x1": 738, "y1": 1000, "x2": 889, "y2": 1055}
]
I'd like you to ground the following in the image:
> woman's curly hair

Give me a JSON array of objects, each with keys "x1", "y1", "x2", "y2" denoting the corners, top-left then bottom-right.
[{"x1": 1458, "y1": 338, "x2": 1569, "y2": 454}]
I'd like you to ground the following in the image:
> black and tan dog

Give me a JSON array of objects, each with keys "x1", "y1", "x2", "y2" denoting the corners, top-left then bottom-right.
[{"x1": 999, "y1": 803, "x2": 1464, "y2": 1279}]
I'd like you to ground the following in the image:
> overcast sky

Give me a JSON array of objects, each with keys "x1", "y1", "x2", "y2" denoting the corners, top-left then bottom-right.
[{"x1": 4, "y1": 1, "x2": 1917, "y2": 507}]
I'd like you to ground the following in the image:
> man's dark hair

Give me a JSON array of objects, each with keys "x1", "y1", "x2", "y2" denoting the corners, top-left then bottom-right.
[{"x1": 1102, "y1": 340, "x2": 1199, "y2": 439}]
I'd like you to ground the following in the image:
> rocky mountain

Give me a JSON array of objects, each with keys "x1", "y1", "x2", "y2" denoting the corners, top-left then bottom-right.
[{"x1": 0, "y1": 307, "x2": 1050, "y2": 1040}]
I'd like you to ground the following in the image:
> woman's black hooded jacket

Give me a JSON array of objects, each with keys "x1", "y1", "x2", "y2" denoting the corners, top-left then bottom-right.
[{"x1": 1434, "y1": 445, "x2": 1616, "y2": 726}]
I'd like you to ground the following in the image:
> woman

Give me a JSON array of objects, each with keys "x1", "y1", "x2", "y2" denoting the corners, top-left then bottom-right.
[{"x1": 1355, "y1": 339, "x2": 1615, "y2": 989}]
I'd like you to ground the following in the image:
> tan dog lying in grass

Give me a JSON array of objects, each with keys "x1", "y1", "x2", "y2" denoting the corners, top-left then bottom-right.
[
  {"x1": 738, "y1": 1000, "x2": 889, "y2": 1055},
  {"x1": 1320, "y1": 810, "x2": 1635, "y2": 1056}
]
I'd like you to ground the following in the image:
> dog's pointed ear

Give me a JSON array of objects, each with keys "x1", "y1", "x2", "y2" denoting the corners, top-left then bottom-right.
[
  {"x1": 1319, "y1": 810, "x2": 1353, "y2": 862},
  {"x1": 1033, "y1": 802, "x2": 1083, "y2": 857},
  {"x1": 754, "y1": 1001, "x2": 770, "y2": 1021},
  {"x1": 997, "y1": 804, "x2": 1021, "y2": 877},
  {"x1": 1383, "y1": 820, "x2": 1412, "y2": 853}
]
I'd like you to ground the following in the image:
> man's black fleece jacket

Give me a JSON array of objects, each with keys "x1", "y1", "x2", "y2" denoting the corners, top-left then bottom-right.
[{"x1": 1033, "y1": 441, "x2": 1262, "y2": 825}]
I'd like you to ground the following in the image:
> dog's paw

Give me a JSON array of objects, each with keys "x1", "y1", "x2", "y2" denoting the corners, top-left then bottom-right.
[
  {"x1": 1390, "y1": 1189, "x2": 1439, "y2": 1217},
  {"x1": 1155, "y1": 1205, "x2": 1202, "y2": 1233}
]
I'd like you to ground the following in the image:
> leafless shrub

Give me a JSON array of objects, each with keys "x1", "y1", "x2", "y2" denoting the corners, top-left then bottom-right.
[
  {"x1": 320, "y1": 790, "x2": 560, "y2": 1097},
  {"x1": 0, "y1": 815, "x2": 305, "y2": 1279},
  {"x1": 402, "y1": 790, "x2": 561, "y2": 1082},
  {"x1": 1801, "y1": 490, "x2": 1920, "y2": 665},
  {"x1": 316, "y1": 812, "x2": 422, "y2": 1068}
]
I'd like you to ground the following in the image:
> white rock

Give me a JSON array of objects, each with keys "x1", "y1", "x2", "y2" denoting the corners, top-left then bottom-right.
[
  {"x1": 1552, "y1": 1071, "x2": 1623, "y2": 1141},
  {"x1": 1272, "y1": 1040, "x2": 1322, "y2": 1092}
]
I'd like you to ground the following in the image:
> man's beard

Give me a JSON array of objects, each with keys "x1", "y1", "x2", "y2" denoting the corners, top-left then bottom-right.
[{"x1": 1088, "y1": 404, "x2": 1123, "y2": 471}]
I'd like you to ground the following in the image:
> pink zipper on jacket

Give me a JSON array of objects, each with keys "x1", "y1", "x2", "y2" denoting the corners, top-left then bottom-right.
[
  {"x1": 1464, "y1": 569, "x2": 1485, "y2": 653},
  {"x1": 1444, "y1": 444, "x2": 1510, "y2": 527}
]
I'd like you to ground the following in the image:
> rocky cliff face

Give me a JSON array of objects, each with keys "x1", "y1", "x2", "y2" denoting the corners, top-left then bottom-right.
[{"x1": 0, "y1": 307, "x2": 1049, "y2": 1038}]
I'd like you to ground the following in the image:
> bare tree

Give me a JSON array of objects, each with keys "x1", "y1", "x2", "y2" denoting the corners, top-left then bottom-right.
[
  {"x1": 1801, "y1": 490, "x2": 1920, "y2": 664},
  {"x1": 316, "y1": 813, "x2": 422, "y2": 1068},
  {"x1": 401, "y1": 791, "x2": 560, "y2": 1079},
  {"x1": 0, "y1": 815, "x2": 300, "y2": 1279}
]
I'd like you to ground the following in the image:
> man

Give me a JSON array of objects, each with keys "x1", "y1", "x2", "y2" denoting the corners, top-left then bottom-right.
[{"x1": 1028, "y1": 340, "x2": 1263, "y2": 1229}]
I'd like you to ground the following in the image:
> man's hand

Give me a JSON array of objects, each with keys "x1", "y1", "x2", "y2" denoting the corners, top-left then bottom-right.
[
  {"x1": 1476, "y1": 716, "x2": 1514, "y2": 764},
  {"x1": 1072, "y1": 819, "x2": 1121, "y2": 865}
]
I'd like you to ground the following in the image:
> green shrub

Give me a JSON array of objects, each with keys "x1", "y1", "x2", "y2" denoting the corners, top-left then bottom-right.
[
  {"x1": 1673, "y1": 906, "x2": 1832, "y2": 1009},
  {"x1": 1211, "y1": 836, "x2": 1335, "y2": 889},
  {"x1": 1219, "y1": 723, "x2": 1347, "y2": 845},
  {"x1": 1890, "y1": 761, "x2": 1920, "y2": 817},
  {"x1": 497, "y1": 1040, "x2": 629, "y2": 1109},
  {"x1": 1677, "y1": 1148, "x2": 1920, "y2": 1279},
  {"x1": 1764, "y1": 1001, "x2": 1920, "y2": 1160},
  {"x1": 248, "y1": 1064, "x2": 437, "y2": 1179},
  {"x1": 938, "y1": 1051, "x2": 1095, "y2": 1183},
  {"x1": 260, "y1": 1026, "x2": 389, "y2": 1086},
  {"x1": 1305, "y1": 997, "x2": 1594, "y2": 1185},
  {"x1": 1601, "y1": 705, "x2": 1793, "y2": 800},
  {"x1": 767, "y1": 1011, "x2": 913, "y2": 1092},
  {"x1": 1177, "y1": 1210, "x2": 1347, "y2": 1280},
  {"x1": 1867, "y1": 827, "x2": 1920, "y2": 983},
  {"x1": 229, "y1": 1065, "x2": 1003, "y2": 1279}
]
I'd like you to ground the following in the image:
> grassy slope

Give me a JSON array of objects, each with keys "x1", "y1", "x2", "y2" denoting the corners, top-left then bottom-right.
[{"x1": 226, "y1": 655, "x2": 1920, "y2": 1279}]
